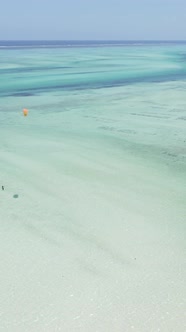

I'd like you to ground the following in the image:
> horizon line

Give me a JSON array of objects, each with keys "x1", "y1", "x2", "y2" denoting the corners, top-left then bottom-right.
[{"x1": 0, "y1": 39, "x2": 186, "y2": 42}]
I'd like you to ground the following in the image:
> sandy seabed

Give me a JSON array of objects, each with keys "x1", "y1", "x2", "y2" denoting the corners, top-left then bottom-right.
[{"x1": 0, "y1": 44, "x2": 186, "y2": 331}]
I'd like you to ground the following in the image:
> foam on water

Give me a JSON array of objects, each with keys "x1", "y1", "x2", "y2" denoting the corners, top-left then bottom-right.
[{"x1": 0, "y1": 43, "x2": 186, "y2": 331}]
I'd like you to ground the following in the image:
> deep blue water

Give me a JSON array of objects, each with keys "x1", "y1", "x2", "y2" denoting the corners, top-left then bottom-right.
[{"x1": 0, "y1": 40, "x2": 186, "y2": 49}]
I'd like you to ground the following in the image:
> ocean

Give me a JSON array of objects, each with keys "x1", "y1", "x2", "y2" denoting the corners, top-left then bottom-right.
[{"x1": 0, "y1": 41, "x2": 186, "y2": 331}]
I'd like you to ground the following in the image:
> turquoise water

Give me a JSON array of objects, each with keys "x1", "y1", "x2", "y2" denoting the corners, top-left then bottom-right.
[{"x1": 0, "y1": 42, "x2": 186, "y2": 331}]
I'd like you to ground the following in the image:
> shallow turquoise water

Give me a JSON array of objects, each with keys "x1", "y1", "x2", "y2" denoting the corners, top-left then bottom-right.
[
  {"x1": 0, "y1": 43, "x2": 186, "y2": 331},
  {"x1": 0, "y1": 44, "x2": 186, "y2": 95}
]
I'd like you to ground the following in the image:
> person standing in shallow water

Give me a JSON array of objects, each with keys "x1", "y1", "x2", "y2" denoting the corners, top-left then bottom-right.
[{"x1": 2, "y1": 186, "x2": 4, "y2": 190}]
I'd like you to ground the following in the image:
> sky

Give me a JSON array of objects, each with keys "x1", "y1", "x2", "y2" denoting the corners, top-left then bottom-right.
[{"x1": 1, "y1": 0, "x2": 186, "y2": 40}]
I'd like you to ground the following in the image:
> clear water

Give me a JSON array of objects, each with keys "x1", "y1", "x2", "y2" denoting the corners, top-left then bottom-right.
[{"x1": 0, "y1": 41, "x2": 186, "y2": 331}]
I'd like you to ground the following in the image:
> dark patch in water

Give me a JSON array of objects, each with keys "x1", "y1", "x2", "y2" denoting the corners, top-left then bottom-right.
[
  {"x1": 11, "y1": 92, "x2": 35, "y2": 97},
  {"x1": 130, "y1": 112, "x2": 169, "y2": 119},
  {"x1": 13, "y1": 194, "x2": 19, "y2": 198},
  {"x1": 99, "y1": 126, "x2": 136, "y2": 134},
  {"x1": 162, "y1": 151, "x2": 178, "y2": 158},
  {"x1": 0, "y1": 66, "x2": 72, "y2": 74},
  {"x1": 177, "y1": 116, "x2": 186, "y2": 121}
]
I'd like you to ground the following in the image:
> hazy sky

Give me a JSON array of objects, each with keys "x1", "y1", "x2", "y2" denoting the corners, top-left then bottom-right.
[{"x1": 1, "y1": 0, "x2": 186, "y2": 40}]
